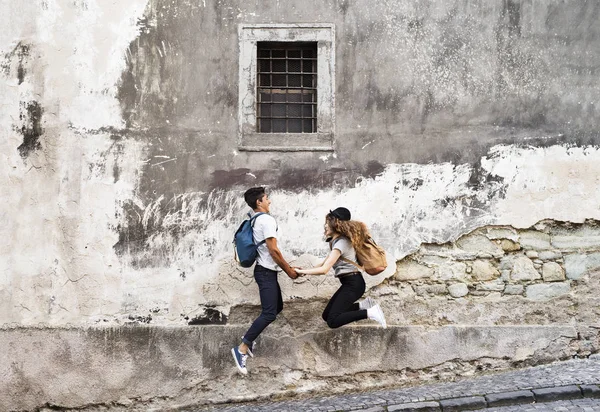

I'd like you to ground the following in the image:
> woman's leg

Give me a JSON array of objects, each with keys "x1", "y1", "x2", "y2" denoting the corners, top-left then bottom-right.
[{"x1": 325, "y1": 274, "x2": 367, "y2": 328}]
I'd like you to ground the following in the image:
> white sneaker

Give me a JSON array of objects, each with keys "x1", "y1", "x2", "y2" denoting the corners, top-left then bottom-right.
[
  {"x1": 367, "y1": 304, "x2": 387, "y2": 328},
  {"x1": 359, "y1": 297, "x2": 377, "y2": 310}
]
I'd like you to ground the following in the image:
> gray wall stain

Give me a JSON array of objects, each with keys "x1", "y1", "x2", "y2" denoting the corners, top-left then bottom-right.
[
  {"x1": 16, "y1": 101, "x2": 43, "y2": 159},
  {"x1": 110, "y1": 0, "x2": 600, "y2": 261}
]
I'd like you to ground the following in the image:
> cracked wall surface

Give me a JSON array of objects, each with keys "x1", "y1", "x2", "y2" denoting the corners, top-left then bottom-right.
[{"x1": 2, "y1": 0, "x2": 600, "y2": 409}]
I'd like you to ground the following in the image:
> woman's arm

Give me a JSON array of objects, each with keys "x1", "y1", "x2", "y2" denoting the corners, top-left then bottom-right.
[{"x1": 297, "y1": 249, "x2": 341, "y2": 276}]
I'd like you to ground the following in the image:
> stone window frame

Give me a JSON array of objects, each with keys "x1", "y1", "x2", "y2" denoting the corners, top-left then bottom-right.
[{"x1": 238, "y1": 23, "x2": 335, "y2": 152}]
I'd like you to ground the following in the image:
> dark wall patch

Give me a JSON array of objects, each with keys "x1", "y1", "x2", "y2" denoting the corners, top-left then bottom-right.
[
  {"x1": 16, "y1": 101, "x2": 43, "y2": 159},
  {"x1": 188, "y1": 307, "x2": 228, "y2": 325}
]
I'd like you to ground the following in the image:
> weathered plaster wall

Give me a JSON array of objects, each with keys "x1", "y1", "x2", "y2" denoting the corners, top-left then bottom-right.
[{"x1": 2, "y1": 0, "x2": 600, "y2": 409}]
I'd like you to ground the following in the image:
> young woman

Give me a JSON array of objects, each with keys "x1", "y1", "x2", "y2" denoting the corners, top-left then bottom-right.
[{"x1": 296, "y1": 207, "x2": 387, "y2": 329}]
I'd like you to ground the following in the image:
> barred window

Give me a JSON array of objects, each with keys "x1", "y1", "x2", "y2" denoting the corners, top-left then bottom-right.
[{"x1": 257, "y1": 42, "x2": 317, "y2": 133}]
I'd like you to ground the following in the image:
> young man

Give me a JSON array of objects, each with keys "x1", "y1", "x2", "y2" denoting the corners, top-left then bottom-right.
[{"x1": 231, "y1": 187, "x2": 298, "y2": 375}]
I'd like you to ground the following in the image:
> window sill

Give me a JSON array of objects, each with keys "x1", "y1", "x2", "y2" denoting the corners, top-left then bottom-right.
[{"x1": 239, "y1": 132, "x2": 334, "y2": 152}]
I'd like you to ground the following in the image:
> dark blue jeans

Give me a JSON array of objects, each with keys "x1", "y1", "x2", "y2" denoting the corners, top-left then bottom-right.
[
  {"x1": 242, "y1": 265, "x2": 283, "y2": 346},
  {"x1": 322, "y1": 272, "x2": 367, "y2": 328}
]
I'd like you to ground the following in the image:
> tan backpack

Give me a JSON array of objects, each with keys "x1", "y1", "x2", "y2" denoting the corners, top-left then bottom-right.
[{"x1": 334, "y1": 237, "x2": 388, "y2": 276}]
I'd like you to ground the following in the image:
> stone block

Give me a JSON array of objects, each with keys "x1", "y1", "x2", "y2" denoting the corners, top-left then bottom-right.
[
  {"x1": 456, "y1": 234, "x2": 505, "y2": 258},
  {"x1": 519, "y1": 231, "x2": 551, "y2": 250},
  {"x1": 581, "y1": 384, "x2": 600, "y2": 398},
  {"x1": 477, "y1": 280, "x2": 505, "y2": 292},
  {"x1": 439, "y1": 396, "x2": 486, "y2": 411},
  {"x1": 539, "y1": 250, "x2": 563, "y2": 261},
  {"x1": 499, "y1": 239, "x2": 521, "y2": 252},
  {"x1": 415, "y1": 284, "x2": 447, "y2": 296},
  {"x1": 526, "y1": 250, "x2": 539, "y2": 258},
  {"x1": 504, "y1": 285, "x2": 524, "y2": 295},
  {"x1": 526, "y1": 282, "x2": 570, "y2": 301},
  {"x1": 532, "y1": 385, "x2": 582, "y2": 402},
  {"x1": 485, "y1": 390, "x2": 535, "y2": 407},
  {"x1": 433, "y1": 262, "x2": 467, "y2": 281},
  {"x1": 552, "y1": 234, "x2": 600, "y2": 250},
  {"x1": 564, "y1": 253, "x2": 600, "y2": 280},
  {"x1": 485, "y1": 227, "x2": 519, "y2": 241},
  {"x1": 471, "y1": 259, "x2": 500, "y2": 281},
  {"x1": 511, "y1": 257, "x2": 541, "y2": 281},
  {"x1": 542, "y1": 262, "x2": 565, "y2": 282},
  {"x1": 388, "y1": 401, "x2": 440, "y2": 411},
  {"x1": 448, "y1": 283, "x2": 469, "y2": 298},
  {"x1": 396, "y1": 260, "x2": 434, "y2": 281}
]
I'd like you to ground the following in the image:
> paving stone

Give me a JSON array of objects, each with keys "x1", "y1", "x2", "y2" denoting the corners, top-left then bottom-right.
[
  {"x1": 438, "y1": 396, "x2": 486, "y2": 411},
  {"x1": 485, "y1": 390, "x2": 535, "y2": 407},
  {"x1": 387, "y1": 401, "x2": 440, "y2": 411},
  {"x1": 200, "y1": 358, "x2": 600, "y2": 412},
  {"x1": 532, "y1": 385, "x2": 583, "y2": 402}
]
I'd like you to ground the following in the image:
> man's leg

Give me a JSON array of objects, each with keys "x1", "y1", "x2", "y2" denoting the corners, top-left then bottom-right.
[
  {"x1": 241, "y1": 266, "x2": 280, "y2": 348},
  {"x1": 325, "y1": 274, "x2": 367, "y2": 329}
]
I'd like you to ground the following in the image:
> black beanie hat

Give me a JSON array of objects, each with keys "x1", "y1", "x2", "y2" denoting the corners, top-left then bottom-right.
[{"x1": 329, "y1": 207, "x2": 351, "y2": 221}]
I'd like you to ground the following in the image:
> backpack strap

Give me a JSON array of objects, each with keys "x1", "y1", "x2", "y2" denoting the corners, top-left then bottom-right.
[
  {"x1": 329, "y1": 239, "x2": 364, "y2": 271},
  {"x1": 250, "y1": 212, "x2": 266, "y2": 246}
]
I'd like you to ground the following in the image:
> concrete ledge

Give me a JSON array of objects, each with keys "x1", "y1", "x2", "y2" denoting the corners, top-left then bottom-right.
[{"x1": 0, "y1": 325, "x2": 578, "y2": 411}]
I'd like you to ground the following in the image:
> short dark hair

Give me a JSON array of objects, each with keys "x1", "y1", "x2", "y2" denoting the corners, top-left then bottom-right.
[{"x1": 244, "y1": 187, "x2": 266, "y2": 209}]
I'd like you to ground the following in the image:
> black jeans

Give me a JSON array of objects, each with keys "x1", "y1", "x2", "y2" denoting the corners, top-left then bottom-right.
[
  {"x1": 322, "y1": 273, "x2": 367, "y2": 328},
  {"x1": 242, "y1": 265, "x2": 283, "y2": 345}
]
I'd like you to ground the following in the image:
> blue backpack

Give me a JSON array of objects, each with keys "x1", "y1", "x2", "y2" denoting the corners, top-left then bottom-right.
[{"x1": 234, "y1": 212, "x2": 265, "y2": 267}]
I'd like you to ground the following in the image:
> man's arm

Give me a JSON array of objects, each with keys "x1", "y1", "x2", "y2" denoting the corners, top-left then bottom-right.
[{"x1": 265, "y1": 237, "x2": 297, "y2": 279}]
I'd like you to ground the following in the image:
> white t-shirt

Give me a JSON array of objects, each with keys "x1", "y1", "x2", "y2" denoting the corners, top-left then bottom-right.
[
  {"x1": 252, "y1": 212, "x2": 279, "y2": 271},
  {"x1": 331, "y1": 236, "x2": 359, "y2": 277}
]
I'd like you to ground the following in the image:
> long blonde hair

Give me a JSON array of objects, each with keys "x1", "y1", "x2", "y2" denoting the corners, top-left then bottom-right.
[{"x1": 326, "y1": 214, "x2": 370, "y2": 251}]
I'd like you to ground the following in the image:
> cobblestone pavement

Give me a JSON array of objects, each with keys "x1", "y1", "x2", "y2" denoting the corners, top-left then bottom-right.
[
  {"x1": 193, "y1": 356, "x2": 600, "y2": 411},
  {"x1": 487, "y1": 398, "x2": 600, "y2": 411}
]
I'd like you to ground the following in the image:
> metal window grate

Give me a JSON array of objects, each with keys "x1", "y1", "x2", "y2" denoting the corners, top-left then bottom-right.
[{"x1": 257, "y1": 42, "x2": 317, "y2": 133}]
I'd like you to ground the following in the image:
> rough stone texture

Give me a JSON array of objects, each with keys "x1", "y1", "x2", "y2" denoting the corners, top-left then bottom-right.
[
  {"x1": 539, "y1": 251, "x2": 563, "y2": 261},
  {"x1": 415, "y1": 284, "x2": 447, "y2": 296},
  {"x1": 396, "y1": 260, "x2": 435, "y2": 281},
  {"x1": 485, "y1": 227, "x2": 519, "y2": 242},
  {"x1": 526, "y1": 282, "x2": 571, "y2": 301},
  {"x1": 477, "y1": 280, "x2": 505, "y2": 292},
  {"x1": 499, "y1": 239, "x2": 521, "y2": 252},
  {"x1": 471, "y1": 259, "x2": 500, "y2": 281},
  {"x1": 455, "y1": 235, "x2": 505, "y2": 259},
  {"x1": 504, "y1": 285, "x2": 525, "y2": 295},
  {"x1": 542, "y1": 262, "x2": 566, "y2": 282},
  {"x1": 448, "y1": 283, "x2": 469, "y2": 298},
  {"x1": 0, "y1": 325, "x2": 579, "y2": 411},
  {"x1": 433, "y1": 262, "x2": 468, "y2": 281},
  {"x1": 519, "y1": 232, "x2": 552, "y2": 251},
  {"x1": 564, "y1": 253, "x2": 600, "y2": 280},
  {"x1": 511, "y1": 257, "x2": 542, "y2": 281}
]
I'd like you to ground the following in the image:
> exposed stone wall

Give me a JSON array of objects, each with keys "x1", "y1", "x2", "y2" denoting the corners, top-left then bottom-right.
[{"x1": 363, "y1": 220, "x2": 600, "y2": 334}]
